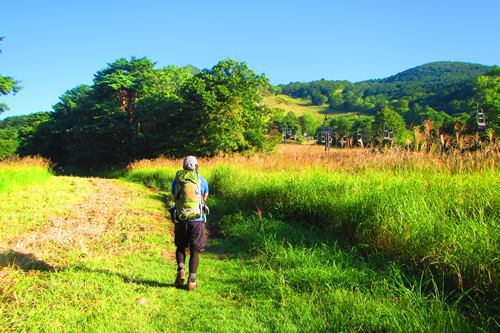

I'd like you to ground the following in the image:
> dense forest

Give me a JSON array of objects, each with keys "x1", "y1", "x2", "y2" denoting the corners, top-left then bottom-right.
[
  {"x1": 0, "y1": 58, "x2": 273, "y2": 166},
  {"x1": 0, "y1": 59, "x2": 498, "y2": 166}
]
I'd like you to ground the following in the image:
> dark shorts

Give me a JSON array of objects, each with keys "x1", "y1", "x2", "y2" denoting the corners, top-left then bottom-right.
[{"x1": 174, "y1": 221, "x2": 206, "y2": 252}]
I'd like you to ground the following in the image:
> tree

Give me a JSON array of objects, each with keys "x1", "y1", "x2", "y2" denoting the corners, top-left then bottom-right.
[
  {"x1": 133, "y1": 65, "x2": 194, "y2": 157},
  {"x1": 392, "y1": 99, "x2": 410, "y2": 114},
  {"x1": 341, "y1": 88, "x2": 365, "y2": 112},
  {"x1": 473, "y1": 66, "x2": 499, "y2": 133},
  {"x1": 59, "y1": 57, "x2": 157, "y2": 166},
  {"x1": 327, "y1": 92, "x2": 344, "y2": 109},
  {"x1": 25, "y1": 58, "x2": 275, "y2": 166},
  {"x1": 179, "y1": 59, "x2": 273, "y2": 155},
  {"x1": 0, "y1": 37, "x2": 21, "y2": 113},
  {"x1": 53, "y1": 85, "x2": 92, "y2": 115},
  {"x1": 0, "y1": 127, "x2": 19, "y2": 158},
  {"x1": 330, "y1": 116, "x2": 354, "y2": 137},
  {"x1": 30, "y1": 58, "x2": 158, "y2": 167},
  {"x1": 0, "y1": 112, "x2": 51, "y2": 158},
  {"x1": 352, "y1": 117, "x2": 374, "y2": 142},
  {"x1": 309, "y1": 89, "x2": 327, "y2": 105},
  {"x1": 298, "y1": 113, "x2": 319, "y2": 137},
  {"x1": 279, "y1": 62, "x2": 491, "y2": 118},
  {"x1": 93, "y1": 57, "x2": 155, "y2": 128},
  {"x1": 282, "y1": 111, "x2": 299, "y2": 131},
  {"x1": 30, "y1": 86, "x2": 92, "y2": 163},
  {"x1": 417, "y1": 106, "x2": 453, "y2": 131},
  {"x1": 372, "y1": 107, "x2": 407, "y2": 143}
]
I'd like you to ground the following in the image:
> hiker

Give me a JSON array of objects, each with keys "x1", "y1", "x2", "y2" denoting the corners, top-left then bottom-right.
[{"x1": 171, "y1": 156, "x2": 209, "y2": 291}]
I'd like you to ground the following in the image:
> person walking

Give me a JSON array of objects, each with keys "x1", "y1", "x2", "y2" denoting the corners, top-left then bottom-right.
[{"x1": 171, "y1": 156, "x2": 209, "y2": 291}]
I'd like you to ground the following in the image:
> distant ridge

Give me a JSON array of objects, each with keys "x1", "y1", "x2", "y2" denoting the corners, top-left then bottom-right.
[
  {"x1": 373, "y1": 61, "x2": 490, "y2": 84},
  {"x1": 184, "y1": 64, "x2": 201, "y2": 75},
  {"x1": 360, "y1": 61, "x2": 493, "y2": 104},
  {"x1": 278, "y1": 61, "x2": 494, "y2": 116}
]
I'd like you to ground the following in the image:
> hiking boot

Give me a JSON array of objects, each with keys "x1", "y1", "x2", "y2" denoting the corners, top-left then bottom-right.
[
  {"x1": 174, "y1": 269, "x2": 186, "y2": 288},
  {"x1": 187, "y1": 280, "x2": 197, "y2": 291}
]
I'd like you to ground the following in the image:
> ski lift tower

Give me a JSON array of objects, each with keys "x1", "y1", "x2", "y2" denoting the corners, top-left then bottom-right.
[
  {"x1": 320, "y1": 126, "x2": 332, "y2": 151},
  {"x1": 382, "y1": 125, "x2": 394, "y2": 144},
  {"x1": 318, "y1": 112, "x2": 333, "y2": 151},
  {"x1": 356, "y1": 129, "x2": 364, "y2": 148},
  {"x1": 282, "y1": 126, "x2": 288, "y2": 144},
  {"x1": 340, "y1": 133, "x2": 347, "y2": 148},
  {"x1": 476, "y1": 103, "x2": 487, "y2": 130}
]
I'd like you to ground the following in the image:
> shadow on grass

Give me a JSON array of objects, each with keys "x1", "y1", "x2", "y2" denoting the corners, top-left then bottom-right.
[
  {"x1": 72, "y1": 266, "x2": 175, "y2": 288},
  {"x1": 53, "y1": 165, "x2": 127, "y2": 178},
  {"x1": 0, "y1": 250, "x2": 55, "y2": 272},
  {"x1": 203, "y1": 197, "x2": 477, "y2": 303},
  {"x1": 122, "y1": 173, "x2": 493, "y2": 329}
]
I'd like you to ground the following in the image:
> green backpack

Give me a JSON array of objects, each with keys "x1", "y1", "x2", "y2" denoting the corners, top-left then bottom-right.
[{"x1": 173, "y1": 169, "x2": 203, "y2": 221}]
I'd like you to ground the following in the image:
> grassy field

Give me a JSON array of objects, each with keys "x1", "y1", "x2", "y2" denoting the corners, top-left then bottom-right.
[
  {"x1": 126, "y1": 145, "x2": 499, "y2": 330},
  {"x1": 1, "y1": 148, "x2": 498, "y2": 331},
  {"x1": 263, "y1": 94, "x2": 365, "y2": 122},
  {"x1": 263, "y1": 94, "x2": 328, "y2": 121}
]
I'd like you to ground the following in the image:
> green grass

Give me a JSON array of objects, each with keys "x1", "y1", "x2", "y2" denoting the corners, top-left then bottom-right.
[
  {"x1": 209, "y1": 166, "x2": 499, "y2": 295},
  {"x1": 125, "y1": 163, "x2": 499, "y2": 330},
  {"x1": 0, "y1": 200, "x2": 481, "y2": 331},
  {"x1": 210, "y1": 213, "x2": 477, "y2": 332},
  {"x1": 0, "y1": 165, "x2": 52, "y2": 193},
  {"x1": 263, "y1": 94, "x2": 374, "y2": 122},
  {"x1": 0, "y1": 163, "x2": 497, "y2": 331},
  {"x1": 0, "y1": 177, "x2": 95, "y2": 241},
  {"x1": 126, "y1": 167, "x2": 177, "y2": 191},
  {"x1": 127, "y1": 164, "x2": 499, "y2": 296},
  {"x1": 263, "y1": 94, "x2": 328, "y2": 121},
  {"x1": 128, "y1": 166, "x2": 500, "y2": 299}
]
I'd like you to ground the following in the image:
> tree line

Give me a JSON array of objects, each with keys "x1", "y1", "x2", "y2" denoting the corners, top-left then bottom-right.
[
  {"x1": 273, "y1": 62, "x2": 498, "y2": 144},
  {"x1": 1, "y1": 58, "x2": 274, "y2": 166},
  {"x1": 1, "y1": 58, "x2": 497, "y2": 164}
]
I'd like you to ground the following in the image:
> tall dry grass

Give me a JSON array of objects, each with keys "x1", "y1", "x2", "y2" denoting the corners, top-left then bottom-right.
[
  {"x1": 129, "y1": 143, "x2": 499, "y2": 174},
  {"x1": 0, "y1": 156, "x2": 51, "y2": 169}
]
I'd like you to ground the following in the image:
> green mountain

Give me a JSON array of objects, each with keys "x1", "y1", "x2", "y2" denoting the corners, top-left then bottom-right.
[
  {"x1": 279, "y1": 61, "x2": 493, "y2": 116},
  {"x1": 184, "y1": 64, "x2": 201, "y2": 75},
  {"x1": 376, "y1": 61, "x2": 490, "y2": 84},
  {"x1": 362, "y1": 62, "x2": 491, "y2": 110}
]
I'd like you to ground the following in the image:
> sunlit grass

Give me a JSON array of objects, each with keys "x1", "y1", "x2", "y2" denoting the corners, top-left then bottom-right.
[
  {"x1": 129, "y1": 144, "x2": 498, "y2": 173},
  {"x1": 0, "y1": 177, "x2": 94, "y2": 242},
  {"x1": 0, "y1": 157, "x2": 52, "y2": 193},
  {"x1": 263, "y1": 94, "x2": 327, "y2": 121},
  {"x1": 126, "y1": 145, "x2": 499, "y2": 328},
  {"x1": 127, "y1": 147, "x2": 499, "y2": 295},
  {"x1": 207, "y1": 166, "x2": 498, "y2": 294},
  {"x1": 1, "y1": 148, "x2": 497, "y2": 331}
]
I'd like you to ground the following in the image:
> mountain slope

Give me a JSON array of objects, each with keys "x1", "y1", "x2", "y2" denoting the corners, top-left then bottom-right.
[
  {"x1": 377, "y1": 61, "x2": 490, "y2": 85},
  {"x1": 278, "y1": 61, "x2": 493, "y2": 116}
]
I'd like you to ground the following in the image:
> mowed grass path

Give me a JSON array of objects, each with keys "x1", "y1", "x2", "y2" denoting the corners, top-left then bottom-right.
[{"x1": 0, "y1": 176, "x2": 483, "y2": 332}]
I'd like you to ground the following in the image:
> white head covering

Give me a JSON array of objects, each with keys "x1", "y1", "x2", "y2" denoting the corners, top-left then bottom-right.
[{"x1": 183, "y1": 156, "x2": 198, "y2": 170}]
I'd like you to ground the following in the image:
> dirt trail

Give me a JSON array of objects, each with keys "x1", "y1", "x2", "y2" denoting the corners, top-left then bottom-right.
[{"x1": 1, "y1": 177, "x2": 157, "y2": 267}]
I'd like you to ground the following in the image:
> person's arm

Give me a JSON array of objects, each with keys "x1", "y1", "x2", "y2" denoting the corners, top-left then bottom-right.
[
  {"x1": 171, "y1": 178, "x2": 177, "y2": 198},
  {"x1": 202, "y1": 178, "x2": 209, "y2": 202}
]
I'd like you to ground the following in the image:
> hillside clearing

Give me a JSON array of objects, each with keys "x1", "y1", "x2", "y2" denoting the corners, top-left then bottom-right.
[{"x1": 263, "y1": 94, "x2": 328, "y2": 120}]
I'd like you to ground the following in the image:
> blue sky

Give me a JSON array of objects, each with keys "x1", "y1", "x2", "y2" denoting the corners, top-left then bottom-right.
[{"x1": 1, "y1": 0, "x2": 498, "y2": 118}]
